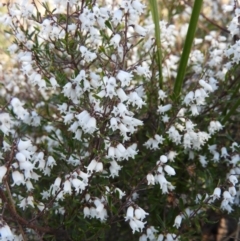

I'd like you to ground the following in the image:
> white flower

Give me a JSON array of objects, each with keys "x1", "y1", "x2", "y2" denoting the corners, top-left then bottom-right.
[
  {"x1": 27, "y1": 195, "x2": 34, "y2": 208},
  {"x1": 199, "y1": 155, "x2": 208, "y2": 167},
  {"x1": 47, "y1": 156, "x2": 56, "y2": 168},
  {"x1": 221, "y1": 147, "x2": 229, "y2": 158},
  {"x1": 117, "y1": 103, "x2": 130, "y2": 116},
  {"x1": 49, "y1": 77, "x2": 59, "y2": 89},
  {"x1": 212, "y1": 187, "x2": 221, "y2": 200},
  {"x1": 129, "y1": 218, "x2": 146, "y2": 233},
  {"x1": 69, "y1": 121, "x2": 79, "y2": 133},
  {"x1": 231, "y1": 154, "x2": 240, "y2": 165},
  {"x1": 0, "y1": 112, "x2": 12, "y2": 135},
  {"x1": 87, "y1": 159, "x2": 98, "y2": 173},
  {"x1": 164, "y1": 165, "x2": 176, "y2": 176},
  {"x1": 223, "y1": 191, "x2": 234, "y2": 203},
  {"x1": 95, "y1": 162, "x2": 103, "y2": 172},
  {"x1": 147, "y1": 173, "x2": 155, "y2": 185},
  {"x1": 135, "y1": 65, "x2": 151, "y2": 78},
  {"x1": 107, "y1": 146, "x2": 115, "y2": 159},
  {"x1": 156, "y1": 174, "x2": 168, "y2": 188},
  {"x1": 208, "y1": 120, "x2": 223, "y2": 134},
  {"x1": 117, "y1": 70, "x2": 133, "y2": 87},
  {"x1": 199, "y1": 79, "x2": 213, "y2": 92},
  {"x1": 154, "y1": 134, "x2": 165, "y2": 144},
  {"x1": 26, "y1": 179, "x2": 34, "y2": 191},
  {"x1": 160, "y1": 155, "x2": 168, "y2": 163},
  {"x1": 144, "y1": 138, "x2": 159, "y2": 150},
  {"x1": 0, "y1": 221, "x2": 13, "y2": 238},
  {"x1": 126, "y1": 144, "x2": 138, "y2": 159},
  {"x1": 109, "y1": 160, "x2": 122, "y2": 178},
  {"x1": 158, "y1": 104, "x2": 172, "y2": 114},
  {"x1": 229, "y1": 186, "x2": 237, "y2": 196},
  {"x1": 109, "y1": 117, "x2": 118, "y2": 131},
  {"x1": 167, "y1": 126, "x2": 182, "y2": 144},
  {"x1": 133, "y1": 24, "x2": 147, "y2": 36},
  {"x1": 11, "y1": 98, "x2": 28, "y2": 120},
  {"x1": 84, "y1": 116, "x2": 97, "y2": 134},
  {"x1": 183, "y1": 91, "x2": 194, "y2": 106},
  {"x1": 231, "y1": 142, "x2": 239, "y2": 152},
  {"x1": 128, "y1": 92, "x2": 146, "y2": 109},
  {"x1": 173, "y1": 214, "x2": 182, "y2": 228},
  {"x1": 195, "y1": 88, "x2": 207, "y2": 105},
  {"x1": 146, "y1": 226, "x2": 157, "y2": 240},
  {"x1": 183, "y1": 132, "x2": 192, "y2": 149},
  {"x1": 229, "y1": 175, "x2": 238, "y2": 185},
  {"x1": 12, "y1": 171, "x2": 25, "y2": 186},
  {"x1": 94, "y1": 199, "x2": 104, "y2": 213},
  {"x1": 134, "y1": 207, "x2": 149, "y2": 220},
  {"x1": 190, "y1": 104, "x2": 199, "y2": 116},
  {"x1": 71, "y1": 178, "x2": 86, "y2": 193},
  {"x1": 168, "y1": 151, "x2": 178, "y2": 162},
  {"x1": 158, "y1": 89, "x2": 167, "y2": 100},
  {"x1": 125, "y1": 206, "x2": 134, "y2": 221},
  {"x1": 116, "y1": 88, "x2": 128, "y2": 102},
  {"x1": 129, "y1": 218, "x2": 139, "y2": 234},
  {"x1": 63, "y1": 179, "x2": 72, "y2": 195},
  {"x1": 18, "y1": 139, "x2": 32, "y2": 151},
  {"x1": 110, "y1": 34, "x2": 121, "y2": 48},
  {"x1": 16, "y1": 152, "x2": 27, "y2": 163},
  {"x1": 132, "y1": 0, "x2": 146, "y2": 14},
  {"x1": 112, "y1": 9, "x2": 123, "y2": 26},
  {"x1": 185, "y1": 120, "x2": 196, "y2": 131},
  {"x1": 19, "y1": 159, "x2": 34, "y2": 179},
  {"x1": 83, "y1": 206, "x2": 90, "y2": 218},
  {"x1": 157, "y1": 166, "x2": 163, "y2": 173},
  {"x1": 0, "y1": 166, "x2": 7, "y2": 183},
  {"x1": 166, "y1": 233, "x2": 178, "y2": 241},
  {"x1": 139, "y1": 234, "x2": 147, "y2": 241},
  {"x1": 157, "y1": 234, "x2": 164, "y2": 241},
  {"x1": 64, "y1": 112, "x2": 74, "y2": 124},
  {"x1": 212, "y1": 151, "x2": 220, "y2": 163},
  {"x1": 78, "y1": 171, "x2": 89, "y2": 181},
  {"x1": 52, "y1": 177, "x2": 61, "y2": 192},
  {"x1": 113, "y1": 187, "x2": 125, "y2": 199}
]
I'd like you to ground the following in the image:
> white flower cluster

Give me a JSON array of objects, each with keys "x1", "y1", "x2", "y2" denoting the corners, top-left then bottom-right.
[
  {"x1": 146, "y1": 155, "x2": 175, "y2": 194},
  {"x1": 0, "y1": 219, "x2": 15, "y2": 241},
  {"x1": 125, "y1": 205, "x2": 149, "y2": 234},
  {"x1": 83, "y1": 195, "x2": 108, "y2": 222},
  {"x1": 0, "y1": 0, "x2": 152, "y2": 236},
  {"x1": 207, "y1": 142, "x2": 240, "y2": 213},
  {"x1": 183, "y1": 79, "x2": 216, "y2": 116},
  {"x1": 211, "y1": 174, "x2": 238, "y2": 214},
  {"x1": 143, "y1": 134, "x2": 165, "y2": 150},
  {"x1": 0, "y1": 0, "x2": 240, "y2": 240},
  {"x1": 0, "y1": 113, "x2": 12, "y2": 135}
]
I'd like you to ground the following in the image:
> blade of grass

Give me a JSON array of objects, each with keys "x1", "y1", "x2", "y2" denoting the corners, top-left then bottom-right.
[
  {"x1": 222, "y1": 69, "x2": 240, "y2": 124},
  {"x1": 149, "y1": 0, "x2": 163, "y2": 89},
  {"x1": 173, "y1": 0, "x2": 203, "y2": 101},
  {"x1": 222, "y1": 96, "x2": 240, "y2": 124},
  {"x1": 222, "y1": 98, "x2": 240, "y2": 124}
]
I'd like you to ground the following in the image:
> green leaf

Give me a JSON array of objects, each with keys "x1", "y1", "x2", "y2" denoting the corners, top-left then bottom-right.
[
  {"x1": 173, "y1": 0, "x2": 203, "y2": 101},
  {"x1": 149, "y1": 0, "x2": 163, "y2": 89},
  {"x1": 105, "y1": 20, "x2": 113, "y2": 31}
]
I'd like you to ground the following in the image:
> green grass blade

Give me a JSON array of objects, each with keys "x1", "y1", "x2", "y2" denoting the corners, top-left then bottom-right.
[
  {"x1": 222, "y1": 98, "x2": 240, "y2": 124},
  {"x1": 149, "y1": 0, "x2": 163, "y2": 89},
  {"x1": 173, "y1": 0, "x2": 203, "y2": 101}
]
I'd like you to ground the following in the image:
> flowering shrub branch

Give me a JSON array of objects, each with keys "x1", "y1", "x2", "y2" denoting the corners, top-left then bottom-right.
[{"x1": 0, "y1": 0, "x2": 239, "y2": 240}]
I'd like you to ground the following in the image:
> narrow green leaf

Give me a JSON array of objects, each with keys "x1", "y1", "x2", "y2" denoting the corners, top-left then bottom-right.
[
  {"x1": 222, "y1": 69, "x2": 240, "y2": 124},
  {"x1": 222, "y1": 98, "x2": 240, "y2": 124},
  {"x1": 149, "y1": 0, "x2": 163, "y2": 89},
  {"x1": 173, "y1": 0, "x2": 203, "y2": 101}
]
